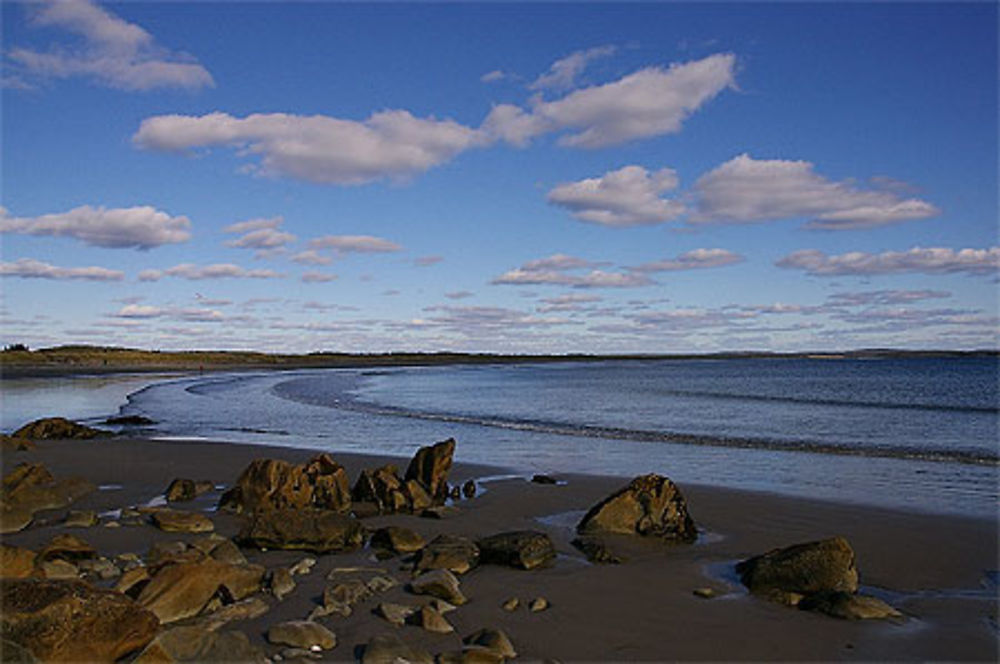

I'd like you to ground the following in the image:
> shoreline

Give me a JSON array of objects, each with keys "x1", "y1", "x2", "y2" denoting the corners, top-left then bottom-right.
[{"x1": 3, "y1": 435, "x2": 997, "y2": 661}]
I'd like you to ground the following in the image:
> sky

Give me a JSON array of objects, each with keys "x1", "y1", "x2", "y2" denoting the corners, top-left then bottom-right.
[{"x1": 1, "y1": 0, "x2": 997, "y2": 354}]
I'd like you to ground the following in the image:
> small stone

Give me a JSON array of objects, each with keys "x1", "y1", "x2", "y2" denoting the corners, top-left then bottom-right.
[
  {"x1": 529, "y1": 597, "x2": 549, "y2": 612},
  {"x1": 409, "y1": 604, "x2": 454, "y2": 633},
  {"x1": 289, "y1": 557, "x2": 317, "y2": 576},
  {"x1": 366, "y1": 575, "x2": 399, "y2": 593},
  {"x1": 463, "y1": 628, "x2": 517, "y2": 659},
  {"x1": 693, "y1": 587, "x2": 717, "y2": 599},
  {"x1": 531, "y1": 474, "x2": 558, "y2": 485},
  {"x1": 269, "y1": 567, "x2": 296, "y2": 600},
  {"x1": 376, "y1": 602, "x2": 417, "y2": 626},
  {"x1": 409, "y1": 569, "x2": 466, "y2": 605},
  {"x1": 427, "y1": 598, "x2": 457, "y2": 615},
  {"x1": 64, "y1": 510, "x2": 98, "y2": 527},
  {"x1": 151, "y1": 509, "x2": 214, "y2": 534},
  {"x1": 104, "y1": 520, "x2": 121, "y2": 528},
  {"x1": 267, "y1": 621, "x2": 336, "y2": 651},
  {"x1": 449, "y1": 485, "x2": 461, "y2": 500},
  {"x1": 501, "y1": 597, "x2": 519, "y2": 612},
  {"x1": 461, "y1": 480, "x2": 477, "y2": 498}
]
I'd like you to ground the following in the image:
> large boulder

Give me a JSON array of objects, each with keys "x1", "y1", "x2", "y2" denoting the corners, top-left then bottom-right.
[
  {"x1": 135, "y1": 626, "x2": 267, "y2": 663},
  {"x1": 413, "y1": 534, "x2": 480, "y2": 575},
  {"x1": 136, "y1": 559, "x2": 265, "y2": 624},
  {"x1": 1, "y1": 463, "x2": 94, "y2": 534},
  {"x1": 576, "y1": 474, "x2": 696, "y2": 543},
  {"x1": 735, "y1": 536, "x2": 859, "y2": 605},
  {"x1": 404, "y1": 438, "x2": 456, "y2": 504},
  {"x1": 237, "y1": 508, "x2": 365, "y2": 553},
  {"x1": 371, "y1": 526, "x2": 425, "y2": 556},
  {"x1": 11, "y1": 417, "x2": 109, "y2": 440},
  {"x1": 218, "y1": 454, "x2": 351, "y2": 514},
  {"x1": 1, "y1": 578, "x2": 158, "y2": 661},
  {"x1": 478, "y1": 531, "x2": 556, "y2": 571}
]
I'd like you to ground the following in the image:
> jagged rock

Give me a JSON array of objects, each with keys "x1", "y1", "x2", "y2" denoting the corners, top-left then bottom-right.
[
  {"x1": 11, "y1": 417, "x2": 110, "y2": 440},
  {"x1": 0, "y1": 545, "x2": 36, "y2": 579},
  {"x1": 115, "y1": 567, "x2": 151, "y2": 597},
  {"x1": 478, "y1": 531, "x2": 555, "y2": 571},
  {"x1": 406, "y1": 479, "x2": 433, "y2": 512},
  {"x1": 426, "y1": 598, "x2": 457, "y2": 615},
  {"x1": 576, "y1": 474, "x2": 696, "y2": 543},
  {"x1": 268, "y1": 567, "x2": 296, "y2": 600},
  {"x1": 462, "y1": 480, "x2": 477, "y2": 498},
  {"x1": 371, "y1": 526, "x2": 425, "y2": 556},
  {"x1": 414, "y1": 534, "x2": 479, "y2": 575},
  {"x1": 376, "y1": 602, "x2": 417, "y2": 626},
  {"x1": 409, "y1": 604, "x2": 454, "y2": 633},
  {"x1": 1, "y1": 578, "x2": 158, "y2": 661},
  {"x1": 208, "y1": 539, "x2": 247, "y2": 566},
  {"x1": 218, "y1": 454, "x2": 351, "y2": 514},
  {"x1": 135, "y1": 626, "x2": 267, "y2": 663},
  {"x1": 361, "y1": 633, "x2": 433, "y2": 664},
  {"x1": 735, "y1": 537, "x2": 859, "y2": 604},
  {"x1": 136, "y1": 559, "x2": 265, "y2": 624},
  {"x1": 409, "y1": 569, "x2": 467, "y2": 605},
  {"x1": 799, "y1": 591, "x2": 902, "y2": 620},
  {"x1": 151, "y1": 509, "x2": 215, "y2": 533},
  {"x1": 404, "y1": 438, "x2": 455, "y2": 504},
  {"x1": 463, "y1": 628, "x2": 517, "y2": 659},
  {"x1": 571, "y1": 537, "x2": 623, "y2": 564},
  {"x1": 64, "y1": 509, "x2": 98, "y2": 527},
  {"x1": 529, "y1": 597, "x2": 549, "y2": 612},
  {"x1": 267, "y1": 621, "x2": 336, "y2": 650},
  {"x1": 165, "y1": 479, "x2": 214, "y2": 503},
  {"x1": 351, "y1": 465, "x2": 422, "y2": 514},
  {"x1": 0, "y1": 435, "x2": 34, "y2": 452},
  {"x1": 0, "y1": 463, "x2": 94, "y2": 534},
  {"x1": 147, "y1": 541, "x2": 206, "y2": 569},
  {"x1": 237, "y1": 508, "x2": 365, "y2": 553}
]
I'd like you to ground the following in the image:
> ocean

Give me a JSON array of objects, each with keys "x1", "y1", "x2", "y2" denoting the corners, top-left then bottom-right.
[{"x1": 3, "y1": 357, "x2": 997, "y2": 518}]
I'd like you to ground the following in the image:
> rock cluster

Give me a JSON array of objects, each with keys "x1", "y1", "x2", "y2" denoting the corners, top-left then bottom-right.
[
  {"x1": 353, "y1": 438, "x2": 456, "y2": 514},
  {"x1": 219, "y1": 453, "x2": 352, "y2": 514},
  {"x1": 11, "y1": 417, "x2": 110, "y2": 440}
]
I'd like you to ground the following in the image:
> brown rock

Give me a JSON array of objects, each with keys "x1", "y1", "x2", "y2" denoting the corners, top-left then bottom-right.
[
  {"x1": 371, "y1": 526, "x2": 425, "y2": 555},
  {"x1": 404, "y1": 438, "x2": 455, "y2": 504},
  {"x1": 409, "y1": 604, "x2": 454, "y2": 633},
  {"x1": 237, "y1": 508, "x2": 365, "y2": 553},
  {"x1": 135, "y1": 626, "x2": 267, "y2": 663},
  {"x1": 268, "y1": 567, "x2": 296, "y2": 600},
  {"x1": 207, "y1": 539, "x2": 247, "y2": 566},
  {"x1": 352, "y1": 465, "x2": 414, "y2": 514},
  {"x1": 0, "y1": 545, "x2": 36, "y2": 579},
  {"x1": 0, "y1": 435, "x2": 34, "y2": 452},
  {"x1": 437, "y1": 645, "x2": 505, "y2": 664},
  {"x1": 414, "y1": 534, "x2": 479, "y2": 575},
  {"x1": 147, "y1": 541, "x2": 206, "y2": 569},
  {"x1": 798, "y1": 591, "x2": 902, "y2": 620},
  {"x1": 267, "y1": 621, "x2": 336, "y2": 650},
  {"x1": 115, "y1": 566, "x2": 151, "y2": 597},
  {"x1": 478, "y1": 530, "x2": 556, "y2": 570},
  {"x1": 571, "y1": 536, "x2": 623, "y2": 564},
  {"x1": 409, "y1": 569, "x2": 466, "y2": 605},
  {"x1": 1, "y1": 463, "x2": 94, "y2": 534},
  {"x1": 576, "y1": 473, "x2": 696, "y2": 543},
  {"x1": 136, "y1": 559, "x2": 265, "y2": 624},
  {"x1": 37, "y1": 533, "x2": 96, "y2": 563},
  {"x1": 1, "y1": 578, "x2": 158, "y2": 661},
  {"x1": 735, "y1": 536, "x2": 859, "y2": 602},
  {"x1": 218, "y1": 454, "x2": 351, "y2": 514},
  {"x1": 165, "y1": 478, "x2": 213, "y2": 503},
  {"x1": 151, "y1": 509, "x2": 215, "y2": 533},
  {"x1": 461, "y1": 480, "x2": 477, "y2": 498},
  {"x1": 37, "y1": 559, "x2": 79, "y2": 580},
  {"x1": 11, "y1": 417, "x2": 109, "y2": 440},
  {"x1": 463, "y1": 628, "x2": 517, "y2": 659},
  {"x1": 376, "y1": 601, "x2": 417, "y2": 626},
  {"x1": 361, "y1": 633, "x2": 433, "y2": 664},
  {"x1": 64, "y1": 510, "x2": 98, "y2": 527}
]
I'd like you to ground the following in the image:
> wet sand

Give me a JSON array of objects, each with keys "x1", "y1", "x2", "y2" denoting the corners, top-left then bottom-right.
[{"x1": 3, "y1": 437, "x2": 997, "y2": 661}]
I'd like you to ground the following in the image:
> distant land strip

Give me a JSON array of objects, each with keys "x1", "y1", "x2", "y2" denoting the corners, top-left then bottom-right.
[{"x1": 0, "y1": 344, "x2": 996, "y2": 379}]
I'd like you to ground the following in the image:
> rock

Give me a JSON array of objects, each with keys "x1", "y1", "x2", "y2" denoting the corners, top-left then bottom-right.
[
  {"x1": 0, "y1": 638, "x2": 36, "y2": 663},
  {"x1": 409, "y1": 569, "x2": 467, "y2": 605},
  {"x1": 576, "y1": 473, "x2": 696, "y2": 543},
  {"x1": 501, "y1": 597, "x2": 519, "y2": 612},
  {"x1": 404, "y1": 438, "x2": 456, "y2": 504},
  {"x1": 313, "y1": 579, "x2": 372, "y2": 618},
  {"x1": 151, "y1": 509, "x2": 215, "y2": 533},
  {"x1": 352, "y1": 465, "x2": 421, "y2": 515},
  {"x1": 531, "y1": 474, "x2": 558, "y2": 485},
  {"x1": 147, "y1": 541, "x2": 206, "y2": 569},
  {"x1": 0, "y1": 435, "x2": 34, "y2": 452},
  {"x1": 268, "y1": 567, "x2": 296, "y2": 600},
  {"x1": 78, "y1": 557, "x2": 120, "y2": 581},
  {"x1": 478, "y1": 531, "x2": 556, "y2": 571},
  {"x1": 437, "y1": 646, "x2": 506, "y2": 664},
  {"x1": 405, "y1": 479, "x2": 433, "y2": 512},
  {"x1": 193, "y1": 597, "x2": 270, "y2": 631},
  {"x1": 571, "y1": 537, "x2": 623, "y2": 564},
  {"x1": 208, "y1": 539, "x2": 247, "y2": 566},
  {"x1": 115, "y1": 566, "x2": 151, "y2": 597},
  {"x1": 0, "y1": 545, "x2": 36, "y2": 579},
  {"x1": 735, "y1": 537, "x2": 859, "y2": 603},
  {"x1": 799, "y1": 591, "x2": 902, "y2": 620},
  {"x1": 165, "y1": 478, "x2": 213, "y2": 503},
  {"x1": 462, "y1": 479, "x2": 477, "y2": 498},
  {"x1": 1, "y1": 578, "x2": 158, "y2": 661},
  {"x1": 37, "y1": 533, "x2": 97, "y2": 563},
  {"x1": 218, "y1": 454, "x2": 351, "y2": 514},
  {"x1": 105, "y1": 415, "x2": 156, "y2": 426},
  {"x1": 367, "y1": 575, "x2": 399, "y2": 593},
  {"x1": 64, "y1": 509, "x2": 98, "y2": 527},
  {"x1": 414, "y1": 534, "x2": 479, "y2": 575},
  {"x1": 11, "y1": 417, "x2": 109, "y2": 440},
  {"x1": 361, "y1": 633, "x2": 433, "y2": 664},
  {"x1": 449, "y1": 485, "x2": 461, "y2": 501},
  {"x1": 237, "y1": 508, "x2": 365, "y2": 553},
  {"x1": 136, "y1": 559, "x2": 265, "y2": 624},
  {"x1": 693, "y1": 587, "x2": 718, "y2": 599},
  {"x1": 409, "y1": 604, "x2": 454, "y2": 633},
  {"x1": 267, "y1": 621, "x2": 336, "y2": 651},
  {"x1": 376, "y1": 602, "x2": 417, "y2": 626},
  {"x1": 529, "y1": 597, "x2": 549, "y2": 612},
  {"x1": 426, "y1": 598, "x2": 457, "y2": 615},
  {"x1": 135, "y1": 626, "x2": 267, "y2": 663},
  {"x1": 0, "y1": 463, "x2": 94, "y2": 534},
  {"x1": 38, "y1": 559, "x2": 79, "y2": 579},
  {"x1": 421, "y1": 505, "x2": 460, "y2": 520},
  {"x1": 289, "y1": 557, "x2": 317, "y2": 576},
  {"x1": 463, "y1": 628, "x2": 516, "y2": 659},
  {"x1": 371, "y1": 526, "x2": 425, "y2": 556}
]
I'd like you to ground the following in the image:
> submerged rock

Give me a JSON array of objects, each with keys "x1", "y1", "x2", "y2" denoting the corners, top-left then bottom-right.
[
  {"x1": 576, "y1": 473, "x2": 696, "y2": 543},
  {"x1": 478, "y1": 531, "x2": 555, "y2": 571},
  {"x1": 218, "y1": 454, "x2": 351, "y2": 514},
  {"x1": 404, "y1": 438, "x2": 456, "y2": 504},
  {"x1": 237, "y1": 508, "x2": 365, "y2": 553},
  {"x1": 11, "y1": 417, "x2": 110, "y2": 440}
]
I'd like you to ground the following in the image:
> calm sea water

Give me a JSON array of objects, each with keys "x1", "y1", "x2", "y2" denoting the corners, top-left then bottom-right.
[{"x1": 3, "y1": 358, "x2": 997, "y2": 518}]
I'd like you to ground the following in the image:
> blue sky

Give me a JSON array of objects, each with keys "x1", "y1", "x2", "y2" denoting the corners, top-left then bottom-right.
[{"x1": 2, "y1": 1, "x2": 997, "y2": 353}]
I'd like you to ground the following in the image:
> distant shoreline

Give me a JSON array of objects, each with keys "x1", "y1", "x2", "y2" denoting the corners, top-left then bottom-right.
[{"x1": 1, "y1": 345, "x2": 995, "y2": 379}]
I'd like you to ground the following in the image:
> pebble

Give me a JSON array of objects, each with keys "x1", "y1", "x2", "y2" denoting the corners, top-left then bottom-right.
[
  {"x1": 529, "y1": 597, "x2": 549, "y2": 612},
  {"x1": 502, "y1": 597, "x2": 519, "y2": 612},
  {"x1": 693, "y1": 587, "x2": 718, "y2": 599}
]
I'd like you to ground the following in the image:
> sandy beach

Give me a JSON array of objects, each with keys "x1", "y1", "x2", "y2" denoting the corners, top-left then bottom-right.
[{"x1": 2, "y1": 434, "x2": 997, "y2": 662}]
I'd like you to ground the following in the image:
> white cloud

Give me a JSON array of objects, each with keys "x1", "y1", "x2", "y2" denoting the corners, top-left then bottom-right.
[
  {"x1": 223, "y1": 216, "x2": 295, "y2": 255},
  {"x1": 776, "y1": 247, "x2": 1000, "y2": 276},
  {"x1": 291, "y1": 250, "x2": 333, "y2": 266},
  {"x1": 421, "y1": 305, "x2": 571, "y2": 334},
  {"x1": 480, "y1": 70, "x2": 508, "y2": 83},
  {"x1": 115, "y1": 304, "x2": 163, "y2": 318},
  {"x1": 301, "y1": 272, "x2": 338, "y2": 283},
  {"x1": 0, "y1": 204, "x2": 191, "y2": 249},
  {"x1": 493, "y1": 253, "x2": 651, "y2": 289},
  {"x1": 548, "y1": 165, "x2": 684, "y2": 226},
  {"x1": 691, "y1": 154, "x2": 939, "y2": 227},
  {"x1": 522, "y1": 253, "x2": 602, "y2": 272},
  {"x1": 537, "y1": 293, "x2": 602, "y2": 312},
  {"x1": 0, "y1": 257, "x2": 124, "y2": 281},
  {"x1": 138, "y1": 263, "x2": 284, "y2": 281},
  {"x1": 826, "y1": 289, "x2": 952, "y2": 306},
  {"x1": 8, "y1": 0, "x2": 213, "y2": 91},
  {"x1": 307, "y1": 235, "x2": 403, "y2": 254},
  {"x1": 629, "y1": 248, "x2": 744, "y2": 272},
  {"x1": 530, "y1": 45, "x2": 616, "y2": 91},
  {"x1": 112, "y1": 304, "x2": 226, "y2": 322},
  {"x1": 133, "y1": 110, "x2": 486, "y2": 185}
]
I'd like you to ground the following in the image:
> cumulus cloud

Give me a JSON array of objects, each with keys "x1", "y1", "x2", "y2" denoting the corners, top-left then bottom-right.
[
  {"x1": 223, "y1": 216, "x2": 295, "y2": 256},
  {"x1": 493, "y1": 253, "x2": 651, "y2": 289},
  {"x1": 0, "y1": 204, "x2": 191, "y2": 249},
  {"x1": 776, "y1": 247, "x2": 1000, "y2": 277},
  {"x1": 138, "y1": 263, "x2": 284, "y2": 281},
  {"x1": 548, "y1": 165, "x2": 685, "y2": 226},
  {"x1": 133, "y1": 110, "x2": 486, "y2": 185},
  {"x1": 691, "y1": 154, "x2": 939, "y2": 228},
  {"x1": 0, "y1": 257, "x2": 124, "y2": 281},
  {"x1": 486, "y1": 53, "x2": 737, "y2": 148},
  {"x1": 521, "y1": 254, "x2": 603, "y2": 272},
  {"x1": 307, "y1": 235, "x2": 403, "y2": 254},
  {"x1": 530, "y1": 45, "x2": 616, "y2": 91},
  {"x1": 7, "y1": 0, "x2": 213, "y2": 91},
  {"x1": 628, "y1": 248, "x2": 744, "y2": 272}
]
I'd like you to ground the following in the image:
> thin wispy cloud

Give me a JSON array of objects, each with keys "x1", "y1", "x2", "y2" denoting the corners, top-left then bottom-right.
[
  {"x1": 530, "y1": 45, "x2": 616, "y2": 92},
  {"x1": 628, "y1": 249, "x2": 744, "y2": 273},
  {"x1": 0, "y1": 257, "x2": 124, "y2": 281},
  {"x1": 7, "y1": 0, "x2": 213, "y2": 91},
  {"x1": 307, "y1": 235, "x2": 403, "y2": 254},
  {"x1": 138, "y1": 263, "x2": 284, "y2": 281},
  {"x1": 0, "y1": 204, "x2": 191, "y2": 249},
  {"x1": 776, "y1": 247, "x2": 1000, "y2": 277}
]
